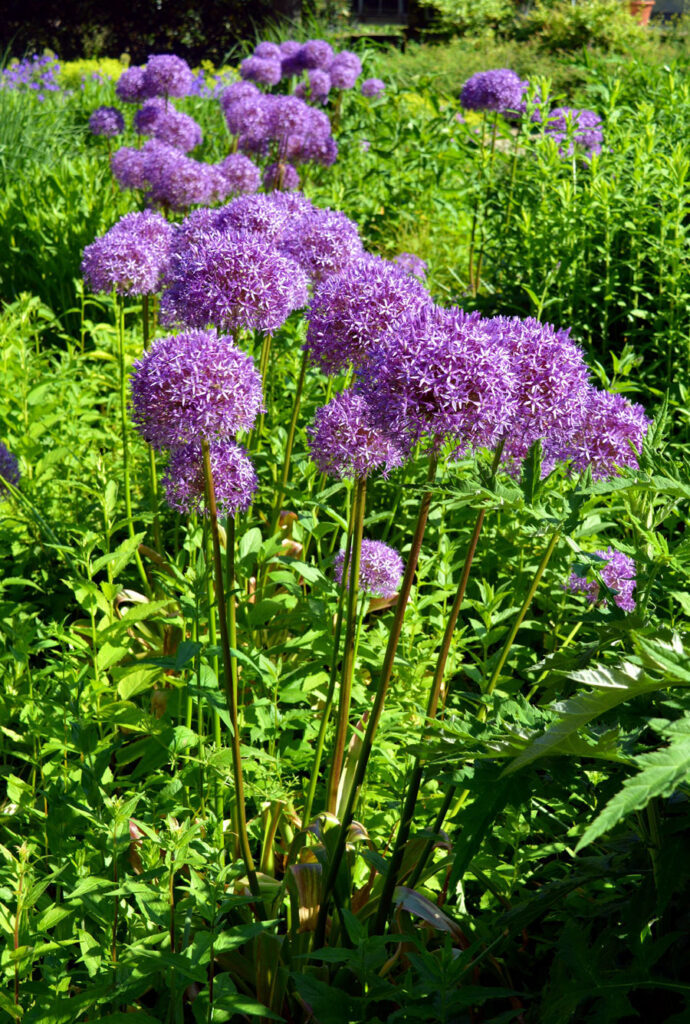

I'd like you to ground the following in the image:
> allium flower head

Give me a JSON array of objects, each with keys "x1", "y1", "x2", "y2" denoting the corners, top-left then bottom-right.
[
  {"x1": 334, "y1": 538, "x2": 404, "y2": 599},
  {"x1": 143, "y1": 54, "x2": 194, "y2": 98},
  {"x1": 308, "y1": 390, "x2": 405, "y2": 479},
  {"x1": 143, "y1": 141, "x2": 229, "y2": 209},
  {"x1": 567, "y1": 547, "x2": 636, "y2": 612},
  {"x1": 361, "y1": 78, "x2": 385, "y2": 98},
  {"x1": 485, "y1": 316, "x2": 592, "y2": 468},
  {"x1": 0, "y1": 442, "x2": 20, "y2": 494},
  {"x1": 240, "y1": 55, "x2": 282, "y2": 87},
  {"x1": 263, "y1": 162, "x2": 300, "y2": 191},
  {"x1": 130, "y1": 328, "x2": 264, "y2": 450},
  {"x1": 360, "y1": 306, "x2": 517, "y2": 453},
  {"x1": 328, "y1": 51, "x2": 362, "y2": 90},
  {"x1": 305, "y1": 256, "x2": 431, "y2": 375},
  {"x1": 394, "y1": 252, "x2": 427, "y2": 280},
  {"x1": 460, "y1": 69, "x2": 526, "y2": 113},
  {"x1": 163, "y1": 440, "x2": 258, "y2": 517},
  {"x1": 115, "y1": 66, "x2": 153, "y2": 103},
  {"x1": 299, "y1": 40, "x2": 335, "y2": 70},
  {"x1": 217, "y1": 152, "x2": 261, "y2": 195},
  {"x1": 89, "y1": 106, "x2": 125, "y2": 137},
  {"x1": 308, "y1": 69, "x2": 331, "y2": 103},
  {"x1": 217, "y1": 191, "x2": 313, "y2": 241},
  {"x1": 544, "y1": 106, "x2": 603, "y2": 157},
  {"x1": 546, "y1": 387, "x2": 650, "y2": 481},
  {"x1": 134, "y1": 98, "x2": 202, "y2": 152},
  {"x1": 254, "y1": 41, "x2": 282, "y2": 61},
  {"x1": 280, "y1": 207, "x2": 363, "y2": 282},
  {"x1": 160, "y1": 228, "x2": 309, "y2": 334},
  {"x1": 220, "y1": 80, "x2": 260, "y2": 108},
  {"x1": 111, "y1": 146, "x2": 148, "y2": 190},
  {"x1": 81, "y1": 210, "x2": 173, "y2": 296}
]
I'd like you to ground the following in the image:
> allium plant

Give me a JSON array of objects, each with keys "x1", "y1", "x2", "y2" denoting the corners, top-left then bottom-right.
[
  {"x1": 0, "y1": 442, "x2": 20, "y2": 494},
  {"x1": 394, "y1": 252, "x2": 428, "y2": 280},
  {"x1": 361, "y1": 78, "x2": 385, "y2": 98},
  {"x1": 334, "y1": 539, "x2": 403, "y2": 598},
  {"x1": 88, "y1": 106, "x2": 125, "y2": 137},
  {"x1": 217, "y1": 153, "x2": 261, "y2": 195},
  {"x1": 134, "y1": 99, "x2": 203, "y2": 152},
  {"x1": 328, "y1": 51, "x2": 363, "y2": 90},
  {"x1": 130, "y1": 328, "x2": 264, "y2": 450},
  {"x1": 143, "y1": 54, "x2": 194, "y2": 99},
  {"x1": 544, "y1": 107, "x2": 603, "y2": 157},
  {"x1": 305, "y1": 255, "x2": 431, "y2": 375},
  {"x1": 307, "y1": 390, "x2": 405, "y2": 480},
  {"x1": 460, "y1": 69, "x2": 527, "y2": 113},
  {"x1": 115, "y1": 66, "x2": 153, "y2": 103},
  {"x1": 239, "y1": 55, "x2": 282, "y2": 87},
  {"x1": 81, "y1": 210, "x2": 173, "y2": 296},
  {"x1": 280, "y1": 207, "x2": 364, "y2": 282},
  {"x1": 568, "y1": 547, "x2": 636, "y2": 612},
  {"x1": 262, "y1": 162, "x2": 300, "y2": 191},
  {"x1": 159, "y1": 227, "x2": 309, "y2": 333},
  {"x1": 163, "y1": 440, "x2": 258, "y2": 516}
]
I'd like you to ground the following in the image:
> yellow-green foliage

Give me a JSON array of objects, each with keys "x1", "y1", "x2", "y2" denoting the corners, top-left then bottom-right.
[
  {"x1": 58, "y1": 57, "x2": 129, "y2": 88},
  {"x1": 519, "y1": 0, "x2": 646, "y2": 53},
  {"x1": 417, "y1": 0, "x2": 513, "y2": 34}
]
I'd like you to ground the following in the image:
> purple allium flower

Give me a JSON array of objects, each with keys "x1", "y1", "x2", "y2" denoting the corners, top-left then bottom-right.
[
  {"x1": 263, "y1": 162, "x2": 300, "y2": 191},
  {"x1": 240, "y1": 55, "x2": 282, "y2": 87},
  {"x1": 115, "y1": 66, "x2": 154, "y2": 103},
  {"x1": 305, "y1": 256, "x2": 431, "y2": 375},
  {"x1": 220, "y1": 80, "x2": 260, "y2": 108},
  {"x1": 280, "y1": 40, "x2": 301, "y2": 57},
  {"x1": 217, "y1": 191, "x2": 313, "y2": 241},
  {"x1": 544, "y1": 107, "x2": 603, "y2": 157},
  {"x1": 308, "y1": 390, "x2": 405, "y2": 479},
  {"x1": 111, "y1": 146, "x2": 149, "y2": 190},
  {"x1": 460, "y1": 69, "x2": 526, "y2": 113},
  {"x1": 485, "y1": 316, "x2": 592, "y2": 469},
  {"x1": 546, "y1": 387, "x2": 650, "y2": 481},
  {"x1": 308, "y1": 69, "x2": 331, "y2": 103},
  {"x1": 299, "y1": 40, "x2": 335, "y2": 70},
  {"x1": 328, "y1": 51, "x2": 362, "y2": 90},
  {"x1": 567, "y1": 547, "x2": 636, "y2": 612},
  {"x1": 394, "y1": 252, "x2": 427, "y2": 280},
  {"x1": 163, "y1": 440, "x2": 258, "y2": 517},
  {"x1": 361, "y1": 78, "x2": 385, "y2": 98},
  {"x1": 89, "y1": 106, "x2": 125, "y2": 137},
  {"x1": 159, "y1": 228, "x2": 309, "y2": 334},
  {"x1": 280, "y1": 40, "x2": 304, "y2": 77},
  {"x1": 143, "y1": 54, "x2": 194, "y2": 99},
  {"x1": 144, "y1": 142, "x2": 230, "y2": 209},
  {"x1": 0, "y1": 442, "x2": 20, "y2": 494},
  {"x1": 254, "y1": 41, "x2": 282, "y2": 61},
  {"x1": 134, "y1": 98, "x2": 202, "y2": 152},
  {"x1": 334, "y1": 538, "x2": 404, "y2": 599},
  {"x1": 280, "y1": 207, "x2": 363, "y2": 282},
  {"x1": 131, "y1": 328, "x2": 264, "y2": 450},
  {"x1": 360, "y1": 306, "x2": 517, "y2": 454},
  {"x1": 81, "y1": 210, "x2": 173, "y2": 296},
  {"x1": 360, "y1": 138, "x2": 371, "y2": 153},
  {"x1": 217, "y1": 152, "x2": 261, "y2": 194}
]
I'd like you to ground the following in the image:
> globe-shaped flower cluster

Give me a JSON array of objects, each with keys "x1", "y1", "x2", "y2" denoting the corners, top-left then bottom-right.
[
  {"x1": 567, "y1": 547, "x2": 636, "y2": 612},
  {"x1": 334, "y1": 539, "x2": 404, "y2": 599},
  {"x1": 81, "y1": 210, "x2": 174, "y2": 296},
  {"x1": 0, "y1": 441, "x2": 20, "y2": 495}
]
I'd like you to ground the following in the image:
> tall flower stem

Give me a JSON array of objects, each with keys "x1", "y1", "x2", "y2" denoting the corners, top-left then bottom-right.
[
  {"x1": 326, "y1": 476, "x2": 367, "y2": 814},
  {"x1": 474, "y1": 112, "x2": 500, "y2": 295},
  {"x1": 116, "y1": 295, "x2": 149, "y2": 593},
  {"x1": 302, "y1": 516, "x2": 354, "y2": 826},
  {"x1": 141, "y1": 295, "x2": 162, "y2": 554},
  {"x1": 467, "y1": 115, "x2": 488, "y2": 295},
  {"x1": 201, "y1": 440, "x2": 262, "y2": 909},
  {"x1": 313, "y1": 457, "x2": 438, "y2": 947},
  {"x1": 271, "y1": 349, "x2": 308, "y2": 534},
  {"x1": 374, "y1": 442, "x2": 505, "y2": 931}
]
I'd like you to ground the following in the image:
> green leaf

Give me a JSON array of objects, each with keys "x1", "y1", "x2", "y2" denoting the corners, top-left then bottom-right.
[
  {"x1": 91, "y1": 532, "x2": 146, "y2": 576},
  {"x1": 577, "y1": 736, "x2": 690, "y2": 851}
]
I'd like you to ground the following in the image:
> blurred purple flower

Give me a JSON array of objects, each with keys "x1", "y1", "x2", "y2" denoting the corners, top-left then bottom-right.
[
  {"x1": 134, "y1": 98, "x2": 202, "y2": 152},
  {"x1": 240, "y1": 55, "x2": 282, "y2": 87},
  {"x1": 361, "y1": 78, "x2": 385, "y2": 98},
  {"x1": 115, "y1": 65, "x2": 154, "y2": 103},
  {"x1": 89, "y1": 106, "x2": 125, "y2": 137},
  {"x1": 334, "y1": 538, "x2": 404, "y2": 598},
  {"x1": 263, "y1": 162, "x2": 300, "y2": 191},
  {"x1": 217, "y1": 152, "x2": 261, "y2": 194},
  {"x1": 163, "y1": 440, "x2": 258, "y2": 517},
  {"x1": 460, "y1": 69, "x2": 527, "y2": 113},
  {"x1": 143, "y1": 54, "x2": 194, "y2": 98},
  {"x1": 328, "y1": 51, "x2": 362, "y2": 90},
  {"x1": 567, "y1": 547, "x2": 636, "y2": 612},
  {"x1": 0, "y1": 442, "x2": 20, "y2": 494},
  {"x1": 394, "y1": 252, "x2": 427, "y2": 280}
]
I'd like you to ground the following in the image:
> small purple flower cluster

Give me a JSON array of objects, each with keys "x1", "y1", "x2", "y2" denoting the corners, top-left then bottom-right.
[
  {"x1": 334, "y1": 539, "x2": 404, "y2": 598},
  {"x1": 89, "y1": 106, "x2": 125, "y2": 138},
  {"x1": 567, "y1": 547, "x2": 636, "y2": 612},
  {"x1": 81, "y1": 210, "x2": 174, "y2": 296},
  {"x1": 0, "y1": 54, "x2": 61, "y2": 100},
  {"x1": 361, "y1": 78, "x2": 386, "y2": 98},
  {"x1": 544, "y1": 107, "x2": 603, "y2": 157},
  {"x1": 460, "y1": 69, "x2": 527, "y2": 114},
  {"x1": 394, "y1": 252, "x2": 428, "y2": 280},
  {"x1": 305, "y1": 256, "x2": 650, "y2": 481},
  {"x1": 0, "y1": 441, "x2": 20, "y2": 495},
  {"x1": 131, "y1": 329, "x2": 262, "y2": 517},
  {"x1": 239, "y1": 38, "x2": 367, "y2": 100}
]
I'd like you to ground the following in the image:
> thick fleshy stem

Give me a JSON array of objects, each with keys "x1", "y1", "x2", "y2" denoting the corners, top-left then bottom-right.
[
  {"x1": 302, "y1": 515, "x2": 354, "y2": 826},
  {"x1": 270, "y1": 349, "x2": 308, "y2": 535},
  {"x1": 116, "y1": 295, "x2": 150, "y2": 594},
  {"x1": 326, "y1": 476, "x2": 367, "y2": 814},
  {"x1": 373, "y1": 442, "x2": 505, "y2": 931},
  {"x1": 201, "y1": 440, "x2": 262, "y2": 910},
  {"x1": 313, "y1": 457, "x2": 438, "y2": 947}
]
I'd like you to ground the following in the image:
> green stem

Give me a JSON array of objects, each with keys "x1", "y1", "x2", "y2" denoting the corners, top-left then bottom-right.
[
  {"x1": 302, "y1": 511, "x2": 355, "y2": 826},
  {"x1": 468, "y1": 114, "x2": 488, "y2": 295},
  {"x1": 326, "y1": 476, "x2": 367, "y2": 814},
  {"x1": 313, "y1": 457, "x2": 437, "y2": 947},
  {"x1": 271, "y1": 349, "x2": 308, "y2": 533},
  {"x1": 201, "y1": 440, "x2": 262, "y2": 910},
  {"x1": 474, "y1": 112, "x2": 499, "y2": 294}
]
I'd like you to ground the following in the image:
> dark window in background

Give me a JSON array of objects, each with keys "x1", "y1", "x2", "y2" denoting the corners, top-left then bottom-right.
[{"x1": 352, "y1": 0, "x2": 409, "y2": 22}]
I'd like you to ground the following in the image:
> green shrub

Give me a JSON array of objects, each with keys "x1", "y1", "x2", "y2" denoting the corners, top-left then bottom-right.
[
  {"x1": 517, "y1": 0, "x2": 647, "y2": 53},
  {"x1": 416, "y1": 0, "x2": 515, "y2": 36}
]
